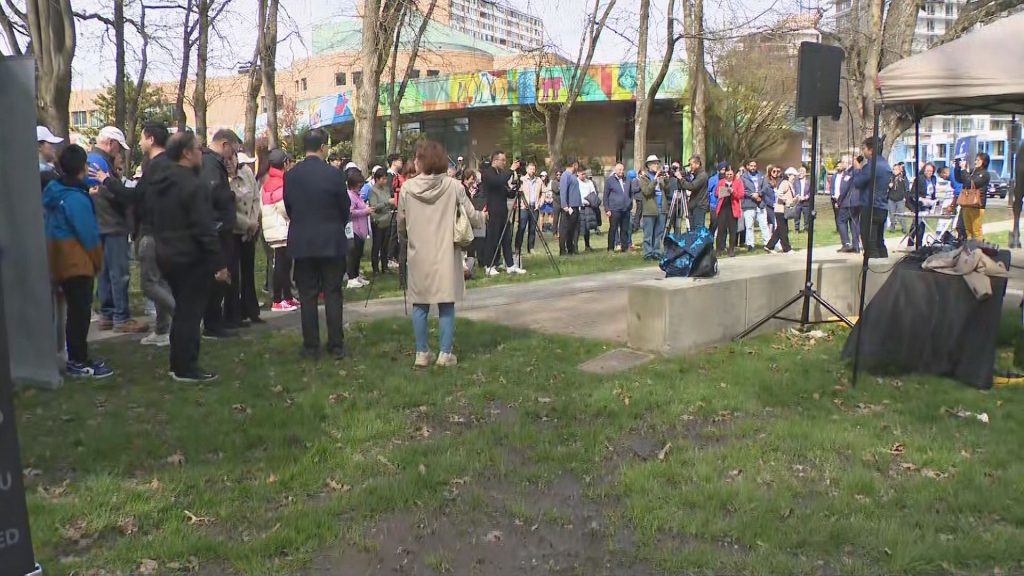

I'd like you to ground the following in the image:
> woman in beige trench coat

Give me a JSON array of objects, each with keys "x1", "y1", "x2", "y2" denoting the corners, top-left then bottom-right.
[{"x1": 398, "y1": 140, "x2": 484, "y2": 368}]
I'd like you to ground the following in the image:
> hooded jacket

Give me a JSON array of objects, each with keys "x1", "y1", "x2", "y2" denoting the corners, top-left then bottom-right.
[
  {"x1": 43, "y1": 177, "x2": 103, "y2": 282},
  {"x1": 135, "y1": 152, "x2": 173, "y2": 237},
  {"x1": 398, "y1": 174, "x2": 484, "y2": 304},
  {"x1": 146, "y1": 162, "x2": 224, "y2": 271}
]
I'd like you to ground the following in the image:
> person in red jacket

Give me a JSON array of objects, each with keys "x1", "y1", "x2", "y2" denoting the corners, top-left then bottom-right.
[{"x1": 714, "y1": 165, "x2": 744, "y2": 257}]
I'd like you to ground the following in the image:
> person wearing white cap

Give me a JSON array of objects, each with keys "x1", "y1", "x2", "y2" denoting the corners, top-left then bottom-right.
[
  {"x1": 38, "y1": 126, "x2": 64, "y2": 186},
  {"x1": 765, "y1": 167, "x2": 798, "y2": 253},
  {"x1": 637, "y1": 154, "x2": 670, "y2": 260},
  {"x1": 88, "y1": 125, "x2": 150, "y2": 334}
]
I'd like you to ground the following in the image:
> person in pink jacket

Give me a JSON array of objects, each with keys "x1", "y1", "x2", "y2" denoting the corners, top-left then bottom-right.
[{"x1": 346, "y1": 169, "x2": 374, "y2": 289}]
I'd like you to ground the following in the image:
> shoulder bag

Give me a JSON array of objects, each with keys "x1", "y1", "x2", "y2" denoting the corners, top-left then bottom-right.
[
  {"x1": 454, "y1": 197, "x2": 475, "y2": 249},
  {"x1": 956, "y1": 175, "x2": 983, "y2": 209}
]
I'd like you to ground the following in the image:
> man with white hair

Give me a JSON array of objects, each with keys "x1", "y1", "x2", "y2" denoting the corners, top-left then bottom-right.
[{"x1": 88, "y1": 126, "x2": 150, "y2": 333}]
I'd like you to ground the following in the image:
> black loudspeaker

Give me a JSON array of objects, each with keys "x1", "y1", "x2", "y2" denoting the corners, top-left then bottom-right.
[{"x1": 795, "y1": 42, "x2": 844, "y2": 119}]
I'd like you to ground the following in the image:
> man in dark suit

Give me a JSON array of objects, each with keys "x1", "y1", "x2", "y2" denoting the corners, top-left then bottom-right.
[
  {"x1": 835, "y1": 156, "x2": 861, "y2": 253},
  {"x1": 480, "y1": 150, "x2": 521, "y2": 275},
  {"x1": 284, "y1": 129, "x2": 351, "y2": 359}
]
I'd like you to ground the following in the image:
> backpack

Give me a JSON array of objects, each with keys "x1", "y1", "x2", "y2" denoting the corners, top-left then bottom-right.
[{"x1": 660, "y1": 228, "x2": 718, "y2": 278}]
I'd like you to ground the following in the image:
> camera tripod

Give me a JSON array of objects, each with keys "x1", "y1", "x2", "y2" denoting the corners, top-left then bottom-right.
[{"x1": 487, "y1": 187, "x2": 560, "y2": 276}]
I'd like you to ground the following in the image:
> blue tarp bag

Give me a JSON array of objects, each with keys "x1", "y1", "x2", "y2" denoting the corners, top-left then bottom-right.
[{"x1": 659, "y1": 227, "x2": 717, "y2": 278}]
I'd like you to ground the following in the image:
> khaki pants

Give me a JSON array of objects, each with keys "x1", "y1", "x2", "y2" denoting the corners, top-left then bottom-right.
[{"x1": 962, "y1": 207, "x2": 984, "y2": 239}]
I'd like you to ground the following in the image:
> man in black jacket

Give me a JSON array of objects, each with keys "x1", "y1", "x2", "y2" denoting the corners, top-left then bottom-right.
[
  {"x1": 480, "y1": 150, "x2": 521, "y2": 275},
  {"x1": 135, "y1": 122, "x2": 176, "y2": 348},
  {"x1": 200, "y1": 129, "x2": 241, "y2": 338},
  {"x1": 680, "y1": 155, "x2": 709, "y2": 231},
  {"x1": 148, "y1": 132, "x2": 229, "y2": 382},
  {"x1": 284, "y1": 129, "x2": 351, "y2": 360}
]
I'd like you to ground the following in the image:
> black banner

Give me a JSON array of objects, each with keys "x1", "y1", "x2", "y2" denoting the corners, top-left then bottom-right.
[{"x1": 0, "y1": 55, "x2": 41, "y2": 576}]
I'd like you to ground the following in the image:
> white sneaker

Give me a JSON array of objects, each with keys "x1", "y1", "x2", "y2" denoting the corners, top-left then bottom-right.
[
  {"x1": 436, "y1": 352, "x2": 458, "y2": 367},
  {"x1": 486, "y1": 267, "x2": 500, "y2": 277},
  {"x1": 508, "y1": 265, "x2": 527, "y2": 275},
  {"x1": 414, "y1": 351, "x2": 434, "y2": 368},
  {"x1": 140, "y1": 332, "x2": 170, "y2": 347},
  {"x1": 346, "y1": 278, "x2": 367, "y2": 289}
]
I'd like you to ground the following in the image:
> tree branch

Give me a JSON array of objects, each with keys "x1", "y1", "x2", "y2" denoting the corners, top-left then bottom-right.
[
  {"x1": 940, "y1": 0, "x2": 1022, "y2": 43},
  {"x1": 0, "y1": 5, "x2": 23, "y2": 55}
]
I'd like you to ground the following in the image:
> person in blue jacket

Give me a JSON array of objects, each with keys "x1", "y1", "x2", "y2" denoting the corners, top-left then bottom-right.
[
  {"x1": 852, "y1": 137, "x2": 892, "y2": 259},
  {"x1": 43, "y1": 145, "x2": 114, "y2": 379}
]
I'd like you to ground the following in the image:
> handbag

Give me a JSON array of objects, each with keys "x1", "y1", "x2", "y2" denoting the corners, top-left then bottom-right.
[
  {"x1": 784, "y1": 203, "x2": 799, "y2": 220},
  {"x1": 454, "y1": 200, "x2": 474, "y2": 249},
  {"x1": 956, "y1": 181, "x2": 983, "y2": 209}
]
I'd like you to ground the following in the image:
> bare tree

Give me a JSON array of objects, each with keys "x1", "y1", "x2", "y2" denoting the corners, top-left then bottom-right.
[
  {"x1": 124, "y1": 5, "x2": 149, "y2": 166},
  {"x1": 174, "y1": 0, "x2": 198, "y2": 131},
  {"x1": 243, "y1": 0, "x2": 266, "y2": 155},
  {"x1": 538, "y1": 0, "x2": 616, "y2": 165},
  {"x1": 0, "y1": 0, "x2": 76, "y2": 135},
  {"x1": 633, "y1": 0, "x2": 679, "y2": 171},
  {"x1": 194, "y1": 0, "x2": 210, "y2": 143},
  {"x1": 386, "y1": 0, "x2": 437, "y2": 155},
  {"x1": 352, "y1": 0, "x2": 404, "y2": 170},
  {"x1": 684, "y1": 0, "x2": 707, "y2": 160},
  {"x1": 260, "y1": 0, "x2": 280, "y2": 149}
]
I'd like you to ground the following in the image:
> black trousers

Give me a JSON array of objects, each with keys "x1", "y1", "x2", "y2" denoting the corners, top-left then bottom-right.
[
  {"x1": 226, "y1": 235, "x2": 261, "y2": 323},
  {"x1": 860, "y1": 206, "x2": 889, "y2": 259},
  {"x1": 164, "y1": 262, "x2": 213, "y2": 375},
  {"x1": 486, "y1": 209, "x2": 514, "y2": 268},
  {"x1": 716, "y1": 208, "x2": 738, "y2": 253},
  {"x1": 293, "y1": 256, "x2": 345, "y2": 352},
  {"x1": 608, "y1": 209, "x2": 631, "y2": 250},
  {"x1": 204, "y1": 232, "x2": 234, "y2": 331},
  {"x1": 370, "y1": 223, "x2": 391, "y2": 273},
  {"x1": 689, "y1": 207, "x2": 707, "y2": 232},
  {"x1": 61, "y1": 276, "x2": 93, "y2": 364},
  {"x1": 347, "y1": 237, "x2": 365, "y2": 279},
  {"x1": 272, "y1": 247, "x2": 293, "y2": 303},
  {"x1": 766, "y1": 212, "x2": 791, "y2": 252},
  {"x1": 559, "y1": 209, "x2": 580, "y2": 255}
]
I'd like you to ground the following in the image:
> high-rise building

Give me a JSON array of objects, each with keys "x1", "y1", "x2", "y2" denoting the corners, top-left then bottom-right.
[{"x1": 428, "y1": 0, "x2": 545, "y2": 51}]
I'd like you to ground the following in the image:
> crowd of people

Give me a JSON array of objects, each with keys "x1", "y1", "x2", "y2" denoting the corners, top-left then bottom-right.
[{"x1": 37, "y1": 118, "x2": 997, "y2": 380}]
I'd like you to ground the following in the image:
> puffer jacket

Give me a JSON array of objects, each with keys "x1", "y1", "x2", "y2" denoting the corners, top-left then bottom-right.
[
  {"x1": 43, "y1": 177, "x2": 103, "y2": 282},
  {"x1": 261, "y1": 167, "x2": 289, "y2": 247}
]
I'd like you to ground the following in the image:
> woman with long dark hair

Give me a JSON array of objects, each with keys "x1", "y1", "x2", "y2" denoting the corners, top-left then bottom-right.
[
  {"x1": 714, "y1": 165, "x2": 744, "y2": 257},
  {"x1": 367, "y1": 167, "x2": 393, "y2": 275},
  {"x1": 261, "y1": 149, "x2": 298, "y2": 311},
  {"x1": 956, "y1": 152, "x2": 991, "y2": 240},
  {"x1": 765, "y1": 167, "x2": 797, "y2": 253}
]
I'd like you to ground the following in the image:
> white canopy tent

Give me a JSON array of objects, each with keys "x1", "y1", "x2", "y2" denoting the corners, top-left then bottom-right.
[{"x1": 876, "y1": 11, "x2": 1024, "y2": 117}]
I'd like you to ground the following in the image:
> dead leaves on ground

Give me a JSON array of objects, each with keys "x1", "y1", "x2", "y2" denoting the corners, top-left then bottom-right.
[
  {"x1": 165, "y1": 451, "x2": 186, "y2": 466},
  {"x1": 184, "y1": 510, "x2": 216, "y2": 526}
]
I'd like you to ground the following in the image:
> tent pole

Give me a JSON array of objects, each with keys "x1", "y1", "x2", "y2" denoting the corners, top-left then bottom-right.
[
  {"x1": 914, "y1": 116, "x2": 921, "y2": 249},
  {"x1": 852, "y1": 104, "x2": 883, "y2": 388},
  {"x1": 1011, "y1": 114, "x2": 1021, "y2": 248}
]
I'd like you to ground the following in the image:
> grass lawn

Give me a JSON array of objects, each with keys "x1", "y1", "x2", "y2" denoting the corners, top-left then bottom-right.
[{"x1": 16, "y1": 314, "x2": 1024, "y2": 575}]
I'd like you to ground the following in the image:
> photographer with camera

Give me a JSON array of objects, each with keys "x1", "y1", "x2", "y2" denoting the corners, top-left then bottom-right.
[{"x1": 481, "y1": 150, "x2": 524, "y2": 275}]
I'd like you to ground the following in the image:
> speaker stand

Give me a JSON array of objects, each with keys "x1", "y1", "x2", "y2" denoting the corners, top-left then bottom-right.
[{"x1": 735, "y1": 116, "x2": 854, "y2": 340}]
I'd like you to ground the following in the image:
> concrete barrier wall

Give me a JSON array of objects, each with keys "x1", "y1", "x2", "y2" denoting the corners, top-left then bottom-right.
[{"x1": 627, "y1": 256, "x2": 895, "y2": 355}]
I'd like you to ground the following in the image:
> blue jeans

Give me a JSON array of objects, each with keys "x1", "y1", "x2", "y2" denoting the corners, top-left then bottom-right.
[
  {"x1": 413, "y1": 302, "x2": 455, "y2": 354},
  {"x1": 97, "y1": 234, "x2": 131, "y2": 323},
  {"x1": 641, "y1": 213, "x2": 666, "y2": 258}
]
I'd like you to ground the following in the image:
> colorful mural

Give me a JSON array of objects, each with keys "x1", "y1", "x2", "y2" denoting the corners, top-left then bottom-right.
[{"x1": 297, "y1": 61, "x2": 687, "y2": 130}]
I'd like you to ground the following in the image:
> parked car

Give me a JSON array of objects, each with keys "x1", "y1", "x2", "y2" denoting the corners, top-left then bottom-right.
[{"x1": 988, "y1": 171, "x2": 1008, "y2": 198}]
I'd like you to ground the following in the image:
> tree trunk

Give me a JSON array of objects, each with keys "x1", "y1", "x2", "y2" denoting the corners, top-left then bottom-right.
[
  {"x1": 26, "y1": 0, "x2": 75, "y2": 137},
  {"x1": 174, "y1": 0, "x2": 194, "y2": 132},
  {"x1": 125, "y1": 5, "x2": 149, "y2": 173},
  {"x1": 689, "y1": 0, "x2": 706, "y2": 160},
  {"x1": 114, "y1": 0, "x2": 126, "y2": 132},
  {"x1": 861, "y1": 0, "x2": 883, "y2": 139},
  {"x1": 193, "y1": 0, "x2": 209, "y2": 144},
  {"x1": 385, "y1": 6, "x2": 406, "y2": 156},
  {"x1": 243, "y1": 0, "x2": 266, "y2": 155},
  {"x1": 352, "y1": 0, "x2": 402, "y2": 171},
  {"x1": 632, "y1": 0, "x2": 650, "y2": 171},
  {"x1": 261, "y1": 0, "x2": 279, "y2": 149}
]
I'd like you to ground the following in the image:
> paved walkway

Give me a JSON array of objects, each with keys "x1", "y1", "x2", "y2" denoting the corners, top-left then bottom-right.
[{"x1": 90, "y1": 218, "x2": 1024, "y2": 347}]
